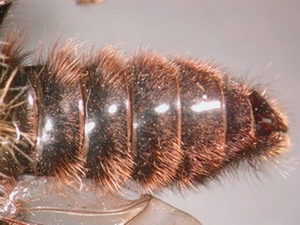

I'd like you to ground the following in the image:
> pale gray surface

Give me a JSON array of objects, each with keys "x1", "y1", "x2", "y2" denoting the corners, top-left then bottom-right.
[{"x1": 3, "y1": 1, "x2": 300, "y2": 225}]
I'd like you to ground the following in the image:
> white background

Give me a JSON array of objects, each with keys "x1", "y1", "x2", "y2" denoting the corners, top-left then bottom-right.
[{"x1": 3, "y1": 1, "x2": 300, "y2": 224}]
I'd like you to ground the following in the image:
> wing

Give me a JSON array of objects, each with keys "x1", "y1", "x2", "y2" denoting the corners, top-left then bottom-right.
[{"x1": 1, "y1": 177, "x2": 201, "y2": 225}]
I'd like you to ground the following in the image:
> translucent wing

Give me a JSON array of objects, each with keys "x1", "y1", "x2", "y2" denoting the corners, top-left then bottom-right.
[{"x1": 1, "y1": 177, "x2": 201, "y2": 225}]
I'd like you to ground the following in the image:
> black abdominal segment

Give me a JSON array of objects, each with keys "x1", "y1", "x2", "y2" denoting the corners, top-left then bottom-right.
[
  {"x1": 0, "y1": 33, "x2": 289, "y2": 193},
  {"x1": 0, "y1": 1, "x2": 12, "y2": 26}
]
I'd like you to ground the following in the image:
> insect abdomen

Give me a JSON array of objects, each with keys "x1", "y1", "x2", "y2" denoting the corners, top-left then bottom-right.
[{"x1": 0, "y1": 35, "x2": 289, "y2": 193}]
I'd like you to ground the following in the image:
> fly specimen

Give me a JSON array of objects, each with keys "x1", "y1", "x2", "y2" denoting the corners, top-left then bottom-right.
[{"x1": 0, "y1": 1, "x2": 289, "y2": 224}]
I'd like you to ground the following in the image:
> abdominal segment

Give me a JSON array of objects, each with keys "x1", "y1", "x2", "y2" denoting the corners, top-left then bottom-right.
[{"x1": 0, "y1": 33, "x2": 289, "y2": 194}]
